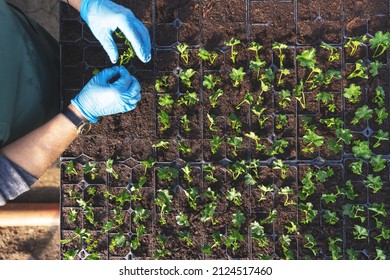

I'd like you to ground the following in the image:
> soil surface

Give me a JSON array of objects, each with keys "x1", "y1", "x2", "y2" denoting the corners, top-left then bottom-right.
[{"x1": 60, "y1": 0, "x2": 390, "y2": 260}]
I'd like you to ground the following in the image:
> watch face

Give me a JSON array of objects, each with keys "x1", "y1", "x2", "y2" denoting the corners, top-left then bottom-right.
[{"x1": 77, "y1": 122, "x2": 92, "y2": 135}]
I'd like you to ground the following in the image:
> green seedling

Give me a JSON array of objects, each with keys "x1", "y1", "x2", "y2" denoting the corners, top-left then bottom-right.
[
  {"x1": 132, "y1": 207, "x2": 149, "y2": 225},
  {"x1": 227, "y1": 135, "x2": 243, "y2": 156},
  {"x1": 328, "y1": 237, "x2": 342, "y2": 260},
  {"x1": 83, "y1": 161, "x2": 98, "y2": 180},
  {"x1": 272, "y1": 159, "x2": 289, "y2": 180},
  {"x1": 115, "y1": 30, "x2": 134, "y2": 65},
  {"x1": 248, "y1": 41, "x2": 263, "y2": 61},
  {"x1": 207, "y1": 113, "x2": 217, "y2": 132},
  {"x1": 338, "y1": 180, "x2": 358, "y2": 201},
  {"x1": 304, "y1": 234, "x2": 318, "y2": 257},
  {"x1": 184, "y1": 187, "x2": 200, "y2": 210},
  {"x1": 131, "y1": 224, "x2": 146, "y2": 250},
  {"x1": 369, "y1": 202, "x2": 387, "y2": 228},
  {"x1": 225, "y1": 228, "x2": 244, "y2": 251},
  {"x1": 232, "y1": 209, "x2": 246, "y2": 228},
  {"x1": 65, "y1": 160, "x2": 78, "y2": 176},
  {"x1": 349, "y1": 160, "x2": 364, "y2": 175},
  {"x1": 351, "y1": 105, "x2": 373, "y2": 125},
  {"x1": 210, "y1": 135, "x2": 224, "y2": 154},
  {"x1": 203, "y1": 165, "x2": 218, "y2": 183},
  {"x1": 152, "y1": 140, "x2": 170, "y2": 150},
  {"x1": 109, "y1": 232, "x2": 128, "y2": 251},
  {"x1": 316, "y1": 91, "x2": 336, "y2": 112},
  {"x1": 178, "y1": 90, "x2": 199, "y2": 107},
  {"x1": 369, "y1": 31, "x2": 390, "y2": 58},
  {"x1": 251, "y1": 221, "x2": 268, "y2": 248},
  {"x1": 155, "y1": 75, "x2": 169, "y2": 92},
  {"x1": 275, "y1": 114, "x2": 288, "y2": 130},
  {"x1": 198, "y1": 48, "x2": 218, "y2": 64},
  {"x1": 364, "y1": 174, "x2": 383, "y2": 193},
  {"x1": 155, "y1": 189, "x2": 173, "y2": 225},
  {"x1": 278, "y1": 89, "x2": 292, "y2": 108},
  {"x1": 322, "y1": 210, "x2": 339, "y2": 225},
  {"x1": 180, "y1": 114, "x2": 191, "y2": 133},
  {"x1": 200, "y1": 201, "x2": 217, "y2": 224},
  {"x1": 228, "y1": 113, "x2": 242, "y2": 133},
  {"x1": 245, "y1": 131, "x2": 266, "y2": 151},
  {"x1": 285, "y1": 221, "x2": 298, "y2": 234},
  {"x1": 209, "y1": 88, "x2": 224, "y2": 108},
  {"x1": 302, "y1": 126, "x2": 324, "y2": 154},
  {"x1": 230, "y1": 67, "x2": 246, "y2": 87},
  {"x1": 345, "y1": 35, "x2": 367, "y2": 56},
  {"x1": 279, "y1": 235, "x2": 294, "y2": 260},
  {"x1": 370, "y1": 154, "x2": 387, "y2": 172},
  {"x1": 157, "y1": 110, "x2": 170, "y2": 131},
  {"x1": 375, "y1": 107, "x2": 388, "y2": 125},
  {"x1": 153, "y1": 234, "x2": 171, "y2": 259},
  {"x1": 343, "y1": 83, "x2": 361, "y2": 103},
  {"x1": 347, "y1": 59, "x2": 368, "y2": 79},
  {"x1": 372, "y1": 129, "x2": 389, "y2": 148},
  {"x1": 181, "y1": 164, "x2": 193, "y2": 183},
  {"x1": 352, "y1": 140, "x2": 371, "y2": 160},
  {"x1": 179, "y1": 68, "x2": 197, "y2": 88},
  {"x1": 178, "y1": 230, "x2": 193, "y2": 247},
  {"x1": 369, "y1": 60, "x2": 383, "y2": 77},
  {"x1": 320, "y1": 42, "x2": 340, "y2": 62},
  {"x1": 178, "y1": 141, "x2": 191, "y2": 154},
  {"x1": 278, "y1": 186, "x2": 296, "y2": 206},
  {"x1": 267, "y1": 138, "x2": 289, "y2": 156},
  {"x1": 67, "y1": 208, "x2": 78, "y2": 223},
  {"x1": 272, "y1": 42, "x2": 288, "y2": 68},
  {"x1": 252, "y1": 104, "x2": 268, "y2": 129},
  {"x1": 293, "y1": 79, "x2": 306, "y2": 109},
  {"x1": 176, "y1": 211, "x2": 190, "y2": 227},
  {"x1": 299, "y1": 202, "x2": 318, "y2": 224},
  {"x1": 203, "y1": 74, "x2": 221, "y2": 90},
  {"x1": 236, "y1": 92, "x2": 254, "y2": 110},
  {"x1": 157, "y1": 166, "x2": 179, "y2": 182},
  {"x1": 105, "y1": 158, "x2": 119, "y2": 180},
  {"x1": 224, "y1": 37, "x2": 241, "y2": 63},
  {"x1": 249, "y1": 58, "x2": 266, "y2": 78},
  {"x1": 177, "y1": 43, "x2": 189, "y2": 65},
  {"x1": 226, "y1": 188, "x2": 242, "y2": 206},
  {"x1": 158, "y1": 93, "x2": 174, "y2": 109},
  {"x1": 342, "y1": 203, "x2": 366, "y2": 223},
  {"x1": 261, "y1": 209, "x2": 278, "y2": 225},
  {"x1": 353, "y1": 225, "x2": 368, "y2": 240}
]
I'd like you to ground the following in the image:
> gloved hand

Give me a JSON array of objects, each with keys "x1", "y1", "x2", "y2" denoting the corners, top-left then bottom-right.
[
  {"x1": 71, "y1": 66, "x2": 141, "y2": 123},
  {"x1": 80, "y1": 0, "x2": 151, "y2": 64}
]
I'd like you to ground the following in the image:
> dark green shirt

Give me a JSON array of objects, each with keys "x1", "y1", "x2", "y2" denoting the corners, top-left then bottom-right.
[{"x1": 0, "y1": 0, "x2": 60, "y2": 147}]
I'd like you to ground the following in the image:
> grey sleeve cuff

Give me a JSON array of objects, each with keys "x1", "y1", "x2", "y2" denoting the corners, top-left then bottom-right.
[{"x1": 0, "y1": 154, "x2": 37, "y2": 206}]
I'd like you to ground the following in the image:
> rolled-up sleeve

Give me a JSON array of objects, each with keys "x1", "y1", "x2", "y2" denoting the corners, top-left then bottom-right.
[{"x1": 0, "y1": 154, "x2": 37, "y2": 206}]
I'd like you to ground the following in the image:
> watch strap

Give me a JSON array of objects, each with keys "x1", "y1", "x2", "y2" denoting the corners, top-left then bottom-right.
[{"x1": 62, "y1": 107, "x2": 85, "y2": 127}]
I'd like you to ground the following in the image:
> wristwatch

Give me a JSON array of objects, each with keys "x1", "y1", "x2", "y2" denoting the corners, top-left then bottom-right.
[{"x1": 62, "y1": 107, "x2": 92, "y2": 135}]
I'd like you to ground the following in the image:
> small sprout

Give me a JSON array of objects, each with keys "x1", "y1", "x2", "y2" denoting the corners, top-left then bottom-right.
[
  {"x1": 272, "y1": 159, "x2": 289, "y2": 180},
  {"x1": 322, "y1": 210, "x2": 339, "y2": 225},
  {"x1": 248, "y1": 41, "x2": 263, "y2": 61},
  {"x1": 181, "y1": 164, "x2": 194, "y2": 184},
  {"x1": 353, "y1": 225, "x2": 368, "y2": 240},
  {"x1": 236, "y1": 92, "x2": 254, "y2": 110},
  {"x1": 370, "y1": 154, "x2": 387, "y2": 173},
  {"x1": 203, "y1": 165, "x2": 218, "y2": 183},
  {"x1": 157, "y1": 110, "x2": 171, "y2": 131},
  {"x1": 245, "y1": 131, "x2": 266, "y2": 151},
  {"x1": 364, "y1": 174, "x2": 383, "y2": 193},
  {"x1": 372, "y1": 129, "x2": 389, "y2": 148},
  {"x1": 155, "y1": 75, "x2": 169, "y2": 92},
  {"x1": 209, "y1": 88, "x2": 224, "y2": 108},
  {"x1": 226, "y1": 188, "x2": 242, "y2": 206},
  {"x1": 272, "y1": 42, "x2": 288, "y2": 68},
  {"x1": 275, "y1": 114, "x2": 288, "y2": 130},
  {"x1": 105, "y1": 158, "x2": 119, "y2": 180},
  {"x1": 369, "y1": 60, "x2": 383, "y2": 77},
  {"x1": 316, "y1": 91, "x2": 336, "y2": 112},
  {"x1": 230, "y1": 67, "x2": 246, "y2": 87},
  {"x1": 198, "y1": 48, "x2": 218, "y2": 64},
  {"x1": 304, "y1": 234, "x2": 318, "y2": 256},
  {"x1": 177, "y1": 43, "x2": 189, "y2": 65},
  {"x1": 343, "y1": 83, "x2": 361, "y2": 103},
  {"x1": 176, "y1": 211, "x2": 190, "y2": 227},
  {"x1": 225, "y1": 228, "x2": 244, "y2": 251},
  {"x1": 374, "y1": 107, "x2": 388, "y2": 125},
  {"x1": 178, "y1": 90, "x2": 199, "y2": 107},
  {"x1": 65, "y1": 160, "x2": 78, "y2": 176},
  {"x1": 152, "y1": 140, "x2": 170, "y2": 149},
  {"x1": 302, "y1": 126, "x2": 324, "y2": 154},
  {"x1": 180, "y1": 114, "x2": 191, "y2": 133},
  {"x1": 224, "y1": 37, "x2": 241, "y2": 64},
  {"x1": 158, "y1": 93, "x2": 174, "y2": 109},
  {"x1": 228, "y1": 113, "x2": 242, "y2": 133},
  {"x1": 251, "y1": 221, "x2": 268, "y2": 248},
  {"x1": 369, "y1": 31, "x2": 390, "y2": 58},
  {"x1": 227, "y1": 135, "x2": 243, "y2": 156},
  {"x1": 207, "y1": 113, "x2": 217, "y2": 132},
  {"x1": 278, "y1": 89, "x2": 292, "y2": 108},
  {"x1": 352, "y1": 140, "x2": 371, "y2": 160},
  {"x1": 200, "y1": 201, "x2": 217, "y2": 224},
  {"x1": 210, "y1": 135, "x2": 224, "y2": 154},
  {"x1": 320, "y1": 42, "x2": 340, "y2": 62},
  {"x1": 293, "y1": 79, "x2": 306, "y2": 109},
  {"x1": 202, "y1": 74, "x2": 221, "y2": 90},
  {"x1": 155, "y1": 190, "x2": 173, "y2": 225},
  {"x1": 299, "y1": 202, "x2": 318, "y2": 224},
  {"x1": 278, "y1": 186, "x2": 296, "y2": 206},
  {"x1": 178, "y1": 230, "x2": 193, "y2": 246},
  {"x1": 179, "y1": 68, "x2": 197, "y2": 88},
  {"x1": 347, "y1": 59, "x2": 368, "y2": 79},
  {"x1": 157, "y1": 166, "x2": 179, "y2": 182},
  {"x1": 328, "y1": 237, "x2": 342, "y2": 260},
  {"x1": 349, "y1": 160, "x2": 364, "y2": 175},
  {"x1": 345, "y1": 35, "x2": 367, "y2": 56},
  {"x1": 178, "y1": 141, "x2": 191, "y2": 154},
  {"x1": 153, "y1": 234, "x2": 171, "y2": 259},
  {"x1": 232, "y1": 209, "x2": 246, "y2": 228}
]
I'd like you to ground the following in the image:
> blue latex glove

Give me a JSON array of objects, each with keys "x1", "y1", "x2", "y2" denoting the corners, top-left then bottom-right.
[
  {"x1": 80, "y1": 0, "x2": 151, "y2": 64},
  {"x1": 71, "y1": 66, "x2": 141, "y2": 123}
]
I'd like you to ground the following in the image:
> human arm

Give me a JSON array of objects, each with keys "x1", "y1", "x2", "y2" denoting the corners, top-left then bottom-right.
[
  {"x1": 62, "y1": 0, "x2": 151, "y2": 64},
  {"x1": 0, "y1": 66, "x2": 140, "y2": 204}
]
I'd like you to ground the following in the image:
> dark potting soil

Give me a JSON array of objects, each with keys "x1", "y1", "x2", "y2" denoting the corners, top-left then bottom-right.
[{"x1": 60, "y1": 0, "x2": 390, "y2": 260}]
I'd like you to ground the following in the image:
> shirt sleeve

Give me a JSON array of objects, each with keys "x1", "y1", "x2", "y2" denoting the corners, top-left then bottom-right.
[{"x1": 0, "y1": 154, "x2": 37, "y2": 206}]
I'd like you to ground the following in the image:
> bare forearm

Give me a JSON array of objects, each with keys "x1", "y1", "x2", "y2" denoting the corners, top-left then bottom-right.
[{"x1": 0, "y1": 107, "x2": 80, "y2": 179}]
